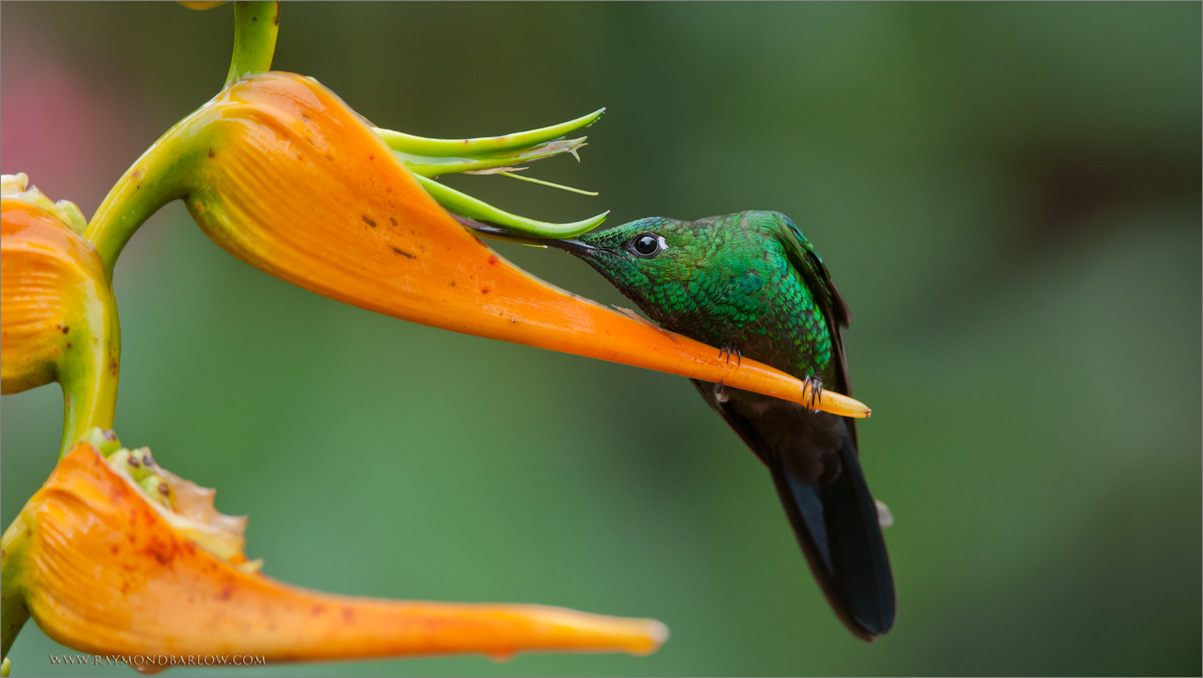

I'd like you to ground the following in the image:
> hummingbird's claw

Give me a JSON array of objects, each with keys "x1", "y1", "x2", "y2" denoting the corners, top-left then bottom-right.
[
  {"x1": 718, "y1": 342, "x2": 742, "y2": 366},
  {"x1": 802, "y1": 376, "x2": 823, "y2": 411}
]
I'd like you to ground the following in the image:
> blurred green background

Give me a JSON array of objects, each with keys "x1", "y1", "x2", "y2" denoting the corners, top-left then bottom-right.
[{"x1": 2, "y1": 3, "x2": 1200, "y2": 676}]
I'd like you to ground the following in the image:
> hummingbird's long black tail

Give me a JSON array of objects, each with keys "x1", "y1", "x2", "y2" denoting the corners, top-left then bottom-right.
[
  {"x1": 692, "y1": 380, "x2": 895, "y2": 641},
  {"x1": 766, "y1": 419, "x2": 896, "y2": 641}
]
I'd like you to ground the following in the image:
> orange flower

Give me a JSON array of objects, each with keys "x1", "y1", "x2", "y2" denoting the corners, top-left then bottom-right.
[
  {"x1": 1, "y1": 175, "x2": 120, "y2": 456},
  {"x1": 3, "y1": 435, "x2": 665, "y2": 666},
  {"x1": 86, "y1": 73, "x2": 868, "y2": 418}
]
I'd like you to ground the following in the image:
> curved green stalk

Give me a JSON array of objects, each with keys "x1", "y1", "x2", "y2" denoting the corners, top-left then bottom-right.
[
  {"x1": 375, "y1": 108, "x2": 603, "y2": 158},
  {"x1": 225, "y1": 1, "x2": 279, "y2": 88},
  {"x1": 85, "y1": 107, "x2": 212, "y2": 279},
  {"x1": 56, "y1": 284, "x2": 120, "y2": 460},
  {"x1": 415, "y1": 174, "x2": 608, "y2": 238},
  {"x1": 1, "y1": 515, "x2": 30, "y2": 662}
]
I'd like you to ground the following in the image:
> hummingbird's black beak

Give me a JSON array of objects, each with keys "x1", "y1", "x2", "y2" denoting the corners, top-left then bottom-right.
[
  {"x1": 452, "y1": 215, "x2": 600, "y2": 254},
  {"x1": 545, "y1": 238, "x2": 600, "y2": 255}
]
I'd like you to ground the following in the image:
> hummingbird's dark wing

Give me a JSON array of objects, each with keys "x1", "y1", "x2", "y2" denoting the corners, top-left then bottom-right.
[
  {"x1": 691, "y1": 382, "x2": 896, "y2": 641},
  {"x1": 775, "y1": 220, "x2": 853, "y2": 411}
]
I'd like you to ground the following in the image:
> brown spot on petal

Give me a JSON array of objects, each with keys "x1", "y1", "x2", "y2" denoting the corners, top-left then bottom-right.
[
  {"x1": 146, "y1": 540, "x2": 173, "y2": 566},
  {"x1": 390, "y1": 246, "x2": 416, "y2": 259},
  {"x1": 362, "y1": 215, "x2": 376, "y2": 227}
]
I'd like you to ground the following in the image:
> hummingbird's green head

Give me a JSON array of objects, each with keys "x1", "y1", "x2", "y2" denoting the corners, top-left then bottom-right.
[
  {"x1": 548, "y1": 211, "x2": 796, "y2": 317},
  {"x1": 549, "y1": 216, "x2": 699, "y2": 293},
  {"x1": 552, "y1": 210, "x2": 794, "y2": 279}
]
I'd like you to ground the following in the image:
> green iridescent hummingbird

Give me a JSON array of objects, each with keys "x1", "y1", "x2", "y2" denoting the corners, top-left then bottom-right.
[{"x1": 546, "y1": 210, "x2": 896, "y2": 641}]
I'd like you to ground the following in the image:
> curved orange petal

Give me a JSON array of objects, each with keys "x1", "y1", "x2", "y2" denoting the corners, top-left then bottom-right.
[
  {"x1": 89, "y1": 72, "x2": 865, "y2": 417},
  {"x1": 0, "y1": 199, "x2": 99, "y2": 394},
  {"x1": 14, "y1": 441, "x2": 666, "y2": 663},
  {"x1": 1, "y1": 177, "x2": 120, "y2": 455}
]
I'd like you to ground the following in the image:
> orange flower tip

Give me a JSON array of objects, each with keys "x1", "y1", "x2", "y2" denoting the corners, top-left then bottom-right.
[
  {"x1": 634, "y1": 618, "x2": 670, "y2": 654},
  {"x1": 821, "y1": 389, "x2": 871, "y2": 419}
]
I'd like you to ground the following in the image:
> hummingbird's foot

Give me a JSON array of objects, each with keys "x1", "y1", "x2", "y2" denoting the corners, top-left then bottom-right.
[
  {"x1": 713, "y1": 379, "x2": 730, "y2": 404},
  {"x1": 875, "y1": 499, "x2": 894, "y2": 528},
  {"x1": 802, "y1": 376, "x2": 823, "y2": 411},
  {"x1": 718, "y1": 342, "x2": 742, "y2": 366}
]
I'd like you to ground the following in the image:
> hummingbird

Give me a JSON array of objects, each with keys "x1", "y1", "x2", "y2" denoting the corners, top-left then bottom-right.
[{"x1": 544, "y1": 210, "x2": 895, "y2": 641}]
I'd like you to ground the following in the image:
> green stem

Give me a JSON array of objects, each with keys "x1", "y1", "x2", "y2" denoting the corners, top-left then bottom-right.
[
  {"x1": 85, "y1": 109, "x2": 211, "y2": 279},
  {"x1": 225, "y1": 1, "x2": 279, "y2": 88},
  {"x1": 1, "y1": 515, "x2": 30, "y2": 662},
  {"x1": 56, "y1": 284, "x2": 120, "y2": 459}
]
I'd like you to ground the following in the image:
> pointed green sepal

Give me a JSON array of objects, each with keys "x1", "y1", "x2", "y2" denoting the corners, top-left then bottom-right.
[
  {"x1": 415, "y1": 174, "x2": 608, "y2": 239},
  {"x1": 395, "y1": 136, "x2": 588, "y2": 179},
  {"x1": 375, "y1": 108, "x2": 603, "y2": 158}
]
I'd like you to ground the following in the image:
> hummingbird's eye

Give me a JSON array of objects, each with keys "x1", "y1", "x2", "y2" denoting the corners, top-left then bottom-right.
[{"x1": 630, "y1": 233, "x2": 665, "y2": 258}]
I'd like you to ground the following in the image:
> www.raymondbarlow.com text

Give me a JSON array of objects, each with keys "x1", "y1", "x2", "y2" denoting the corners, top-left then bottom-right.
[{"x1": 49, "y1": 654, "x2": 267, "y2": 668}]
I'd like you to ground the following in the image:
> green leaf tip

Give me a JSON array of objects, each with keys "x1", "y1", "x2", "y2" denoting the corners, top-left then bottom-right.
[
  {"x1": 416, "y1": 174, "x2": 607, "y2": 239},
  {"x1": 375, "y1": 107, "x2": 605, "y2": 159}
]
